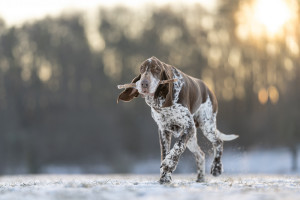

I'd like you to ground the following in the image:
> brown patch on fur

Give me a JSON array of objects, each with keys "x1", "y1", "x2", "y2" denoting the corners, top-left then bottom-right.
[{"x1": 176, "y1": 69, "x2": 218, "y2": 114}]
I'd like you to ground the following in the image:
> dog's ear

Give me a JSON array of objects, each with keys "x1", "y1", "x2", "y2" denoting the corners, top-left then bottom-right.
[
  {"x1": 154, "y1": 64, "x2": 174, "y2": 107},
  {"x1": 117, "y1": 74, "x2": 141, "y2": 103},
  {"x1": 154, "y1": 70, "x2": 168, "y2": 99}
]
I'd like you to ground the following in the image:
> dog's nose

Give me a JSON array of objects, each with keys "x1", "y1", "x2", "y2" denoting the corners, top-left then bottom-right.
[{"x1": 141, "y1": 80, "x2": 149, "y2": 88}]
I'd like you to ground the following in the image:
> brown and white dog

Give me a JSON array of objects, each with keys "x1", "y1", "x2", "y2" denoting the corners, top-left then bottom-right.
[{"x1": 118, "y1": 56, "x2": 238, "y2": 184}]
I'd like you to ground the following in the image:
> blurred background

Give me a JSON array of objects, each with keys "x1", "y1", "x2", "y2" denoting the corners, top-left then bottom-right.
[{"x1": 0, "y1": 0, "x2": 299, "y2": 175}]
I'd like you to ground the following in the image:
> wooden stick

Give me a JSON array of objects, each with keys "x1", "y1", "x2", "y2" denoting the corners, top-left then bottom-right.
[
  {"x1": 159, "y1": 78, "x2": 178, "y2": 85},
  {"x1": 117, "y1": 83, "x2": 136, "y2": 89},
  {"x1": 117, "y1": 78, "x2": 178, "y2": 89}
]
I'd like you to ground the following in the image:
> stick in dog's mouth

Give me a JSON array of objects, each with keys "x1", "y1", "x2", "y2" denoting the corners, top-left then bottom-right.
[{"x1": 117, "y1": 78, "x2": 178, "y2": 89}]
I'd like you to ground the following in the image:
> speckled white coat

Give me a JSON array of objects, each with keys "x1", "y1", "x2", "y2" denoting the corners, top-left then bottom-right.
[
  {"x1": 146, "y1": 68, "x2": 193, "y2": 138},
  {"x1": 141, "y1": 66, "x2": 237, "y2": 183},
  {"x1": 144, "y1": 68, "x2": 201, "y2": 183}
]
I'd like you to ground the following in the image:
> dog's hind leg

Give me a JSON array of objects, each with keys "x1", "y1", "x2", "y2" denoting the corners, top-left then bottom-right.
[
  {"x1": 187, "y1": 133, "x2": 205, "y2": 182},
  {"x1": 196, "y1": 97, "x2": 224, "y2": 177},
  {"x1": 200, "y1": 116, "x2": 224, "y2": 177}
]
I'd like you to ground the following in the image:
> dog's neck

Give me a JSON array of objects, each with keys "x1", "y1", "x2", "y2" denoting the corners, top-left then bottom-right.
[
  {"x1": 145, "y1": 68, "x2": 184, "y2": 109},
  {"x1": 145, "y1": 95, "x2": 165, "y2": 108}
]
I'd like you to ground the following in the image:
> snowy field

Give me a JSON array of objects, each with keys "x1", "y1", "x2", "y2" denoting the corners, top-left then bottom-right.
[
  {"x1": 0, "y1": 174, "x2": 299, "y2": 200},
  {"x1": 131, "y1": 147, "x2": 300, "y2": 174},
  {"x1": 37, "y1": 147, "x2": 300, "y2": 175}
]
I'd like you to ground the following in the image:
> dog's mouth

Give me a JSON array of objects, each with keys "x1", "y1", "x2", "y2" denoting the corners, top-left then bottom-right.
[
  {"x1": 142, "y1": 89, "x2": 151, "y2": 94},
  {"x1": 139, "y1": 87, "x2": 155, "y2": 97},
  {"x1": 140, "y1": 90, "x2": 154, "y2": 96}
]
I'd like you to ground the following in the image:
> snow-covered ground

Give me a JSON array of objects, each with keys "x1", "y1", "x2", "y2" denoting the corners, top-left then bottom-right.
[
  {"x1": 1, "y1": 148, "x2": 299, "y2": 199},
  {"x1": 132, "y1": 147, "x2": 300, "y2": 174},
  {"x1": 4, "y1": 147, "x2": 299, "y2": 175},
  {"x1": 0, "y1": 174, "x2": 299, "y2": 200}
]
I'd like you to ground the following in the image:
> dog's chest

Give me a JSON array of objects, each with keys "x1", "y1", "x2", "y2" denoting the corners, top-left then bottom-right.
[
  {"x1": 151, "y1": 104, "x2": 192, "y2": 138},
  {"x1": 145, "y1": 68, "x2": 191, "y2": 137}
]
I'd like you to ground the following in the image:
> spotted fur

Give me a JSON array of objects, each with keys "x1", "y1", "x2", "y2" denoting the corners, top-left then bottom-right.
[
  {"x1": 118, "y1": 57, "x2": 238, "y2": 184},
  {"x1": 146, "y1": 68, "x2": 203, "y2": 183}
]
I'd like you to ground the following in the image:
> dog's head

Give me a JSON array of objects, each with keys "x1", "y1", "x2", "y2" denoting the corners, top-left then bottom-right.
[{"x1": 118, "y1": 56, "x2": 174, "y2": 107}]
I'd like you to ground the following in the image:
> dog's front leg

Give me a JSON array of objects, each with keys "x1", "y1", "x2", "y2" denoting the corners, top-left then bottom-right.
[
  {"x1": 159, "y1": 126, "x2": 194, "y2": 184},
  {"x1": 158, "y1": 129, "x2": 172, "y2": 161}
]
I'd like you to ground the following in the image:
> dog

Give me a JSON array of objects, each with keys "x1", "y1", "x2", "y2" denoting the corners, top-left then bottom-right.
[{"x1": 118, "y1": 56, "x2": 238, "y2": 184}]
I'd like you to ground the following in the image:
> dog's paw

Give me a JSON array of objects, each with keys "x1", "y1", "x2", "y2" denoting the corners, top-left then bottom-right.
[
  {"x1": 159, "y1": 172, "x2": 172, "y2": 184},
  {"x1": 211, "y1": 162, "x2": 223, "y2": 177},
  {"x1": 196, "y1": 174, "x2": 205, "y2": 183}
]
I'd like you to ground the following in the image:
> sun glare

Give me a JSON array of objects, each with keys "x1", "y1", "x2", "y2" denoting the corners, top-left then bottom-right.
[
  {"x1": 236, "y1": 0, "x2": 298, "y2": 40},
  {"x1": 254, "y1": 0, "x2": 291, "y2": 34}
]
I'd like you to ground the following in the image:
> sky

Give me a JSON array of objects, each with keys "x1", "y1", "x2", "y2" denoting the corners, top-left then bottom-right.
[{"x1": 0, "y1": 0, "x2": 218, "y2": 27}]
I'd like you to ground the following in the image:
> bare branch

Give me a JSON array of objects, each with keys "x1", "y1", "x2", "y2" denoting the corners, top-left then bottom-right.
[
  {"x1": 117, "y1": 83, "x2": 136, "y2": 89},
  {"x1": 117, "y1": 78, "x2": 178, "y2": 89}
]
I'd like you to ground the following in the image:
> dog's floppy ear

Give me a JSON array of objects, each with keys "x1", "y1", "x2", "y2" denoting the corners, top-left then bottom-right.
[
  {"x1": 117, "y1": 74, "x2": 141, "y2": 103},
  {"x1": 154, "y1": 64, "x2": 174, "y2": 107}
]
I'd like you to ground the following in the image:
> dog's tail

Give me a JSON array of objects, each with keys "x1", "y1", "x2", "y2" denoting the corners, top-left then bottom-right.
[{"x1": 216, "y1": 130, "x2": 239, "y2": 141}]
